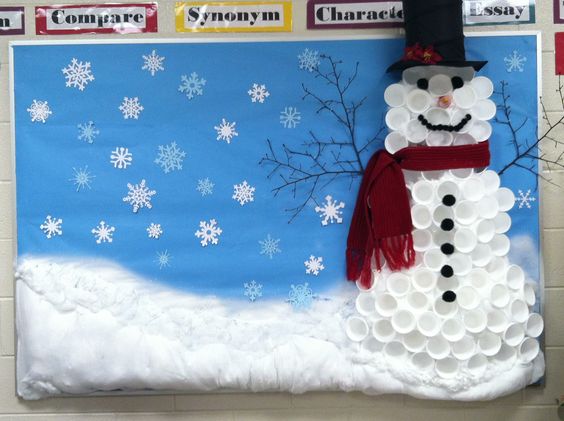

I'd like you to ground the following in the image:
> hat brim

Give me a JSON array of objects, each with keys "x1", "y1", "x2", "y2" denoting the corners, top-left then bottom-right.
[{"x1": 386, "y1": 60, "x2": 488, "y2": 73}]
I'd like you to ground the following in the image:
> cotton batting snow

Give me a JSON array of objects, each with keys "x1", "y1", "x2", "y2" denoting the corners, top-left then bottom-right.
[{"x1": 15, "y1": 257, "x2": 543, "y2": 400}]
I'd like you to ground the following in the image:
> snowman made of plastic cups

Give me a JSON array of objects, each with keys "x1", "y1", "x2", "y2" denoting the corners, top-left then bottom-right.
[{"x1": 344, "y1": 0, "x2": 544, "y2": 390}]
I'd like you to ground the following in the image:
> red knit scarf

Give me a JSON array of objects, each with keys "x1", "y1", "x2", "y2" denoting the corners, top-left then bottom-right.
[{"x1": 346, "y1": 141, "x2": 491, "y2": 289}]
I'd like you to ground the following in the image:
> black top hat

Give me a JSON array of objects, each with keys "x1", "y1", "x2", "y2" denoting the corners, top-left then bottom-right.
[{"x1": 387, "y1": 0, "x2": 487, "y2": 72}]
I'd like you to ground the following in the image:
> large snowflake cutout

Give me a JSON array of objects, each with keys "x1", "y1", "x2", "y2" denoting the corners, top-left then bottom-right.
[
  {"x1": 244, "y1": 280, "x2": 263, "y2": 302},
  {"x1": 197, "y1": 178, "x2": 214, "y2": 196},
  {"x1": 69, "y1": 166, "x2": 95, "y2": 191},
  {"x1": 280, "y1": 107, "x2": 301, "y2": 128},
  {"x1": 156, "y1": 250, "x2": 172, "y2": 268},
  {"x1": 259, "y1": 234, "x2": 281, "y2": 259},
  {"x1": 119, "y1": 97, "x2": 144, "y2": 119},
  {"x1": 298, "y1": 48, "x2": 321, "y2": 72},
  {"x1": 123, "y1": 179, "x2": 156, "y2": 213},
  {"x1": 77, "y1": 121, "x2": 99, "y2": 144},
  {"x1": 315, "y1": 195, "x2": 345, "y2": 226},
  {"x1": 147, "y1": 223, "x2": 163, "y2": 239},
  {"x1": 287, "y1": 283, "x2": 314, "y2": 310},
  {"x1": 214, "y1": 118, "x2": 239, "y2": 144},
  {"x1": 62, "y1": 58, "x2": 94, "y2": 91},
  {"x1": 40, "y1": 215, "x2": 62, "y2": 239},
  {"x1": 142, "y1": 50, "x2": 165, "y2": 76},
  {"x1": 91, "y1": 221, "x2": 115, "y2": 244},
  {"x1": 179, "y1": 72, "x2": 206, "y2": 99},
  {"x1": 504, "y1": 50, "x2": 527, "y2": 73},
  {"x1": 517, "y1": 189, "x2": 536, "y2": 209},
  {"x1": 195, "y1": 219, "x2": 223, "y2": 246},
  {"x1": 232, "y1": 181, "x2": 255, "y2": 206},
  {"x1": 110, "y1": 147, "x2": 133, "y2": 169},
  {"x1": 248, "y1": 83, "x2": 270, "y2": 103},
  {"x1": 304, "y1": 255, "x2": 325, "y2": 276},
  {"x1": 154, "y1": 141, "x2": 187, "y2": 173},
  {"x1": 27, "y1": 100, "x2": 52, "y2": 123}
]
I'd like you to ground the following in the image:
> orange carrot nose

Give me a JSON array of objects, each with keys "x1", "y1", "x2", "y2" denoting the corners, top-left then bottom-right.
[{"x1": 438, "y1": 95, "x2": 452, "y2": 108}]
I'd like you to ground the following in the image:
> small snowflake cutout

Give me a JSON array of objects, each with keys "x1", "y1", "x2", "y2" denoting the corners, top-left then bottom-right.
[
  {"x1": 298, "y1": 48, "x2": 321, "y2": 72},
  {"x1": 179, "y1": 72, "x2": 206, "y2": 99},
  {"x1": 62, "y1": 58, "x2": 94, "y2": 91},
  {"x1": 215, "y1": 119, "x2": 239, "y2": 144},
  {"x1": 119, "y1": 97, "x2": 144, "y2": 119},
  {"x1": 154, "y1": 141, "x2": 187, "y2": 173},
  {"x1": 315, "y1": 195, "x2": 345, "y2": 226},
  {"x1": 233, "y1": 181, "x2": 255, "y2": 206},
  {"x1": 40, "y1": 215, "x2": 62, "y2": 239},
  {"x1": 195, "y1": 219, "x2": 222, "y2": 247},
  {"x1": 304, "y1": 255, "x2": 325, "y2": 276},
  {"x1": 504, "y1": 50, "x2": 527, "y2": 73},
  {"x1": 280, "y1": 107, "x2": 301, "y2": 128},
  {"x1": 110, "y1": 147, "x2": 133, "y2": 169},
  {"x1": 517, "y1": 189, "x2": 536, "y2": 209},
  {"x1": 69, "y1": 166, "x2": 95, "y2": 192},
  {"x1": 259, "y1": 234, "x2": 281, "y2": 259},
  {"x1": 142, "y1": 50, "x2": 165, "y2": 76},
  {"x1": 92, "y1": 221, "x2": 115, "y2": 244},
  {"x1": 248, "y1": 83, "x2": 270, "y2": 103},
  {"x1": 287, "y1": 283, "x2": 314, "y2": 310},
  {"x1": 77, "y1": 121, "x2": 99, "y2": 144},
  {"x1": 197, "y1": 178, "x2": 214, "y2": 196},
  {"x1": 123, "y1": 179, "x2": 156, "y2": 213},
  {"x1": 156, "y1": 250, "x2": 172, "y2": 269},
  {"x1": 244, "y1": 280, "x2": 263, "y2": 302},
  {"x1": 27, "y1": 100, "x2": 52, "y2": 123},
  {"x1": 147, "y1": 223, "x2": 163, "y2": 239}
]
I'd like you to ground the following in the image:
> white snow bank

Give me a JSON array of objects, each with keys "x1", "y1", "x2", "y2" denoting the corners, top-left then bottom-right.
[{"x1": 15, "y1": 256, "x2": 544, "y2": 400}]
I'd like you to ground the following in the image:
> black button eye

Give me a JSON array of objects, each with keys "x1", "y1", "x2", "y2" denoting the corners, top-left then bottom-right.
[
  {"x1": 417, "y1": 78, "x2": 429, "y2": 90},
  {"x1": 451, "y1": 76, "x2": 464, "y2": 89},
  {"x1": 440, "y1": 265, "x2": 454, "y2": 278},
  {"x1": 442, "y1": 290, "x2": 457, "y2": 302},
  {"x1": 440, "y1": 218, "x2": 455, "y2": 231},
  {"x1": 442, "y1": 194, "x2": 456, "y2": 206}
]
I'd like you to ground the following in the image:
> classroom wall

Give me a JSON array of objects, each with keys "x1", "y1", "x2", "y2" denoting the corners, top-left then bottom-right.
[{"x1": 0, "y1": 0, "x2": 562, "y2": 419}]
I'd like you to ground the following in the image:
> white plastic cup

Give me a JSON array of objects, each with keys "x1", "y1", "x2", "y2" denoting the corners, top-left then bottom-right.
[
  {"x1": 525, "y1": 313, "x2": 544, "y2": 338},
  {"x1": 471, "y1": 244, "x2": 493, "y2": 267},
  {"x1": 411, "y1": 352, "x2": 435, "y2": 371},
  {"x1": 428, "y1": 74, "x2": 452, "y2": 96},
  {"x1": 524, "y1": 283, "x2": 536, "y2": 307},
  {"x1": 467, "y1": 353, "x2": 488, "y2": 375},
  {"x1": 451, "y1": 168, "x2": 474, "y2": 180},
  {"x1": 434, "y1": 297, "x2": 458, "y2": 319},
  {"x1": 468, "y1": 268, "x2": 489, "y2": 290},
  {"x1": 345, "y1": 316, "x2": 369, "y2": 342},
  {"x1": 452, "y1": 336, "x2": 476, "y2": 360},
  {"x1": 487, "y1": 257, "x2": 509, "y2": 280},
  {"x1": 506, "y1": 265, "x2": 525, "y2": 290},
  {"x1": 518, "y1": 338, "x2": 540, "y2": 363},
  {"x1": 407, "y1": 291, "x2": 430, "y2": 312},
  {"x1": 462, "y1": 178, "x2": 486, "y2": 202},
  {"x1": 437, "y1": 276, "x2": 459, "y2": 293},
  {"x1": 385, "y1": 132, "x2": 409, "y2": 154},
  {"x1": 457, "y1": 286, "x2": 480, "y2": 310},
  {"x1": 361, "y1": 336, "x2": 383, "y2": 353},
  {"x1": 493, "y1": 212, "x2": 511, "y2": 234},
  {"x1": 495, "y1": 188, "x2": 516, "y2": 212},
  {"x1": 386, "y1": 272, "x2": 411, "y2": 297},
  {"x1": 413, "y1": 229, "x2": 433, "y2": 252},
  {"x1": 384, "y1": 83, "x2": 407, "y2": 107},
  {"x1": 383, "y1": 341, "x2": 408, "y2": 359},
  {"x1": 391, "y1": 309, "x2": 417, "y2": 334},
  {"x1": 450, "y1": 253, "x2": 473, "y2": 276},
  {"x1": 453, "y1": 133, "x2": 476, "y2": 146},
  {"x1": 472, "y1": 99, "x2": 497, "y2": 120},
  {"x1": 468, "y1": 120, "x2": 492, "y2": 142},
  {"x1": 454, "y1": 228, "x2": 478, "y2": 253},
  {"x1": 453, "y1": 85, "x2": 478, "y2": 109},
  {"x1": 418, "y1": 311, "x2": 441, "y2": 337},
  {"x1": 375, "y1": 293, "x2": 398, "y2": 317},
  {"x1": 463, "y1": 308, "x2": 487, "y2": 333},
  {"x1": 490, "y1": 284, "x2": 511, "y2": 308},
  {"x1": 471, "y1": 76, "x2": 494, "y2": 100},
  {"x1": 427, "y1": 131, "x2": 453, "y2": 147},
  {"x1": 422, "y1": 170, "x2": 446, "y2": 182},
  {"x1": 385, "y1": 107, "x2": 411, "y2": 131},
  {"x1": 487, "y1": 309, "x2": 509, "y2": 334},
  {"x1": 412, "y1": 180, "x2": 435, "y2": 205},
  {"x1": 423, "y1": 249, "x2": 446, "y2": 271},
  {"x1": 405, "y1": 119, "x2": 429, "y2": 143},
  {"x1": 477, "y1": 196, "x2": 499, "y2": 219},
  {"x1": 451, "y1": 110, "x2": 473, "y2": 134},
  {"x1": 355, "y1": 293, "x2": 376, "y2": 316},
  {"x1": 454, "y1": 201, "x2": 479, "y2": 225},
  {"x1": 411, "y1": 204, "x2": 432, "y2": 229},
  {"x1": 372, "y1": 318, "x2": 396, "y2": 343},
  {"x1": 406, "y1": 89, "x2": 432, "y2": 114},
  {"x1": 437, "y1": 180, "x2": 460, "y2": 200},
  {"x1": 481, "y1": 170, "x2": 501, "y2": 194},
  {"x1": 426, "y1": 336, "x2": 451, "y2": 360},
  {"x1": 504, "y1": 323, "x2": 525, "y2": 347},
  {"x1": 432, "y1": 205, "x2": 454, "y2": 226},
  {"x1": 403, "y1": 170, "x2": 422, "y2": 188},
  {"x1": 425, "y1": 107, "x2": 450, "y2": 125},
  {"x1": 403, "y1": 330, "x2": 427, "y2": 352},
  {"x1": 479, "y1": 331, "x2": 502, "y2": 356},
  {"x1": 510, "y1": 299, "x2": 529, "y2": 323},
  {"x1": 495, "y1": 343, "x2": 517, "y2": 363},
  {"x1": 413, "y1": 268, "x2": 437, "y2": 292},
  {"x1": 477, "y1": 219, "x2": 496, "y2": 243},
  {"x1": 433, "y1": 230, "x2": 453, "y2": 249},
  {"x1": 436, "y1": 357, "x2": 459, "y2": 379},
  {"x1": 490, "y1": 234, "x2": 510, "y2": 257},
  {"x1": 441, "y1": 318, "x2": 466, "y2": 342}
]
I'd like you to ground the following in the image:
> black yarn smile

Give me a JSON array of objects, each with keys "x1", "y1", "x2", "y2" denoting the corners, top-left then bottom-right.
[{"x1": 418, "y1": 114, "x2": 472, "y2": 132}]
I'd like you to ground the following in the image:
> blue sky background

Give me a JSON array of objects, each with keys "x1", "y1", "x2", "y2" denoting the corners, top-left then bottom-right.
[{"x1": 13, "y1": 36, "x2": 539, "y2": 300}]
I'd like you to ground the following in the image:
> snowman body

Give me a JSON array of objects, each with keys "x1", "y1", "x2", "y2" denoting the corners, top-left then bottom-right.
[{"x1": 346, "y1": 66, "x2": 544, "y2": 388}]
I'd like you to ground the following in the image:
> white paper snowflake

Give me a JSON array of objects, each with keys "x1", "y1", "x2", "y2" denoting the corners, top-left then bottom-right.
[
  {"x1": 315, "y1": 195, "x2": 345, "y2": 226},
  {"x1": 304, "y1": 255, "x2": 325, "y2": 276},
  {"x1": 147, "y1": 223, "x2": 163, "y2": 239},
  {"x1": 110, "y1": 147, "x2": 133, "y2": 169},
  {"x1": 179, "y1": 72, "x2": 206, "y2": 99},
  {"x1": 156, "y1": 250, "x2": 172, "y2": 268},
  {"x1": 69, "y1": 166, "x2": 95, "y2": 192},
  {"x1": 214, "y1": 118, "x2": 239, "y2": 144},
  {"x1": 504, "y1": 50, "x2": 527, "y2": 73},
  {"x1": 91, "y1": 221, "x2": 115, "y2": 244},
  {"x1": 298, "y1": 48, "x2": 321, "y2": 72},
  {"x1": 280, "y1": 107, "x2": 301, "y2": 128},
  {"x1": 119, "y1": 97, "x2": 144, "y2": 119},
  {"x1": 287, "y1": 283, "x2": 314, "y2": 310},
  {"x1": 27, "y1": 100, "x2": 52, "y2": 123},
  {"x1": 232, "y1": 181, "x2": 255, "y2": 206},
  {"x1": 259, "y1": 234, "x2": 281, "y2": 259},
  {"x1": 123, "y1": 179, "x2": 156, "y2": 213},
  {"x1": 40, "y1": 215, "x2": 62, "y2": 239},
  {"x1": 248, "y1": 83, "x2": 270, "y2": 103},
  {"x1": 196, "y1": 178, "x2": 214, "y2": 196},
  {"x1": 62, "y1": 58, "x2": 94, "y2": 91},
  {"x1": 154, "y1": 141, "x2": 187, "y2": 173},
  {"x1": 195, "y1": 219, "x2": 223, "y2": 247},
  {"x1": 142, "y1": 50, "x2": 165, "y2": 76},
  {"x1": 517, "y1": 189, "x2": 536, "y2": 209},
  {"x1": 244, "y1": 280, "x2": 263, "y2": 302},
  {"x1": 77, "y1": 121, "x2": 99, "y2": 144}
]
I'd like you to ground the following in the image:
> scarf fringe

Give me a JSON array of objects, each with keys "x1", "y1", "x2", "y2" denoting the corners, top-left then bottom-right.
[{"x1": 378, "y1": 234, "x2": 416, "y2": 272}]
